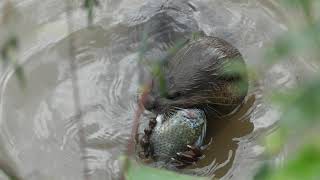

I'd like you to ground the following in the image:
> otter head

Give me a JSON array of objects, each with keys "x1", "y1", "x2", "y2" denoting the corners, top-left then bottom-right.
[{"x1": 142, "y1": 37, "x2": 248, "y2": 115}]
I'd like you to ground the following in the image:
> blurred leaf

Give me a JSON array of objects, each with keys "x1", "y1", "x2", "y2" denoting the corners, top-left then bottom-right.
[
  {"x1": 279, "y1": 80, "x2": 320, "y2": 131},
  {"x1": 264, "y1": 130, "x2": 285, "y2": 155},
  {"x1": 264, "y1": 79, "x2": 320, "y2": 178},
  {"x1": 14, "y1": 65, "x2": 26, "y2": 89},
  {"x1": 265, "y1": 22, "x2": 320, "y2": 63},
  {"x1": 281, "y1": 0, "x2": 312, "y2": 20},
  {"x1": 144, "y1": 38, "x2": 190, "y2": 97},
  {"x1": 1, "y1": 36, "x2": 25, "y2": 88},
  {"x1": 82, "y1": 0, "x2": 100, "y2": 26},
  {"x1": 223, "y1": 58, "x2": 248, "y2": 78},
  {"x1": 1, "y1": 36, "x2": 19, "y2": 63},
  {"x1": 163, "y1": 38, "x2": 189, "y2": 65},
  {"x1": 257, "y1": 1, "x2": 320, "y2": 180},
  {"x1": 269, "y1": 144, "x2": 320, "y2": 180},
  {"x1": 254, "y1": 163, "x2": 272, "y2": 180},
  {"x1": 191, "y1": 32, "x2": 203, "y2": 41},
  {"x1": 265, "y1": 36, "x2": 292, "y2": 63},
  {"x1": 138, "y1": 31, "x2": 149, "y2": 65},
  {"x1": 125, "y1": 158, "x2": 208, "y2": 180},
  {"x1": 151, "y1": 63, "x2": 167, "y2": 97}
]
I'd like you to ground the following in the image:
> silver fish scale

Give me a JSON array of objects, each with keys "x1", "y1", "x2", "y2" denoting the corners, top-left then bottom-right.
[{"x1": 150, "y1": 109, "x2": 206, "y2": 161}]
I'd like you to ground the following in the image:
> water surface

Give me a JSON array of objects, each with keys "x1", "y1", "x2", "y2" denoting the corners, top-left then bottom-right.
[{"x1": 0, "y1": 0, "x2": 309, "y2": 179}]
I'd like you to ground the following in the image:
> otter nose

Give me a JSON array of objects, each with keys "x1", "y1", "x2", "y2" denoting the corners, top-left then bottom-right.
[{"x1": 142, "y1": 94, "x2": 156, "y2": 111}]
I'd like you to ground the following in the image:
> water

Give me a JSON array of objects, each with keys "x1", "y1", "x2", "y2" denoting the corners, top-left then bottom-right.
[{"x1": 0, "y1": 0, "x2": 312, "y2": 179}]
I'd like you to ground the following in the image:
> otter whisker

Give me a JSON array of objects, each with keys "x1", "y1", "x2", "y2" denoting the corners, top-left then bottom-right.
[{"x1": 175, "y1": 107, "x2": 185, "y2": 111}]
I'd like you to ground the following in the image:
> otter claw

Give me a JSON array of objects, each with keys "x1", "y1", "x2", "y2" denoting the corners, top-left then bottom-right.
[
  {"x1": 172, "y1": 144, "x2": 205, "y2": 168},
  {"x1": 170, "y1": 158, "x2": 194, "y2": 168},
  {"x1": 186, "y1": 145, "x2": 201, "y2": 155},
  {"x1": 177, "y1": 152, "x2": 196, "y2": 159},
  {"x1": 200, "y1": 138, "x2": 213, "y2": 150}
]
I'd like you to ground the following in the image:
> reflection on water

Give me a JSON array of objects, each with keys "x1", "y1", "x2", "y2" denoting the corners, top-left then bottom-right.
[
  {"x1": 195, "y1": 95, "x2": 255, "y2": 178},
  {"x1": 0, "y1": 0, "x2": 306, "y2": 179}
]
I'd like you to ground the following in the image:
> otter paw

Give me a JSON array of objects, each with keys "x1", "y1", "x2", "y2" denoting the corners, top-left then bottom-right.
[{"x1": 170, "y1": 145, "x2": 204, "y2": 168}]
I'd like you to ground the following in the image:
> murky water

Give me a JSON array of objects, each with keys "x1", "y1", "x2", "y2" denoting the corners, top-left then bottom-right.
[{"x1": 0, "y1": 0, "x2": 312, "y2": 179}]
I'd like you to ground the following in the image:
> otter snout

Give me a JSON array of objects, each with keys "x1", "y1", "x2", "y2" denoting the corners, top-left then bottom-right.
[{"x1": 142, "y1": 94, "x2": 172, "y2": 113}]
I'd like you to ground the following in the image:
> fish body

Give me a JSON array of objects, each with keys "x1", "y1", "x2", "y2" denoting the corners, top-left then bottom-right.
[{"x1": 150, "y1": 109, "x2": 206, "y2": 161}]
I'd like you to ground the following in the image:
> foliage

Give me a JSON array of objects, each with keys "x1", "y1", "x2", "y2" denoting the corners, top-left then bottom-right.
[
  {"x1": 256, "y1": 0, "x2": 320, "y2": 179},
  {"x1": 82, "y1": 0, "x2": 100, "y2": 26},
  {"x1": 124, "y1": 157, "x2": 208, "y2": 180},
  {"x1": 0, "y1": 3, "x2": 25, "y2": 88}
]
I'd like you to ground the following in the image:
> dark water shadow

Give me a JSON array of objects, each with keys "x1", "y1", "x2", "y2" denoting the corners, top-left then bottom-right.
[{"x1": 189, "y1": 94, "x2": 255, "y2": 178}]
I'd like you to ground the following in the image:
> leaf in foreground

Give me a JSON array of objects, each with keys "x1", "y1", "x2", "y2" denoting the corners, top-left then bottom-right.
[
  {"x1": 270, "y1": 144, "x2": 320, "y2": 180},
  {"x1": 125, "y1": 159, "x2": 208, "y2": 180}
]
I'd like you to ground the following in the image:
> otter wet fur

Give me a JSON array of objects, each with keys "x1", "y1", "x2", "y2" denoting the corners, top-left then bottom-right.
[{"x1": 142, "y1": 36, "x2": 248, "y2": 116}]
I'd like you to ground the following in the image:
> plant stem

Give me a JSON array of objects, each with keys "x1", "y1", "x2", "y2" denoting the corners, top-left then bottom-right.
[
  {"x1": 64, "y1": 1, "x2": 89, "y2": 180},
  {"x1": 121, "y1": 83, "x2": 151, "y2": 180}
]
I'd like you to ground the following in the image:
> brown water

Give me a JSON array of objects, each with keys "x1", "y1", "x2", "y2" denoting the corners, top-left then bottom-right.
[{"x1": 0, "y1": 0, "x2": 311, "y2": 179}]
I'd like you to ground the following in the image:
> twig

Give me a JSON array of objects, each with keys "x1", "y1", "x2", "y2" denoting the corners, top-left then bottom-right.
[
  {"x1": 64, "y1": 1, "x2": 89, "y2": 180},
  {"x1": 121, "y1": 82, "x2": 151, "y2": 180}
]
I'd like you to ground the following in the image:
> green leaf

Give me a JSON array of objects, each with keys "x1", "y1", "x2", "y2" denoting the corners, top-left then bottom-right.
[
  {"x1": 191, "y1": 32, "x2": 202, "y2": 41},
  {"x1": 264, "y1": 130, "x2": 285, "y2": 155},
  {"x1": 82, "y1": 0, "x2": 100, "y2": 26},
  {"x1": 254, "y1": 163, "x2": 272, "y2": 180},
  {"x1": 269, "y1": 144, "x2": 320, "y2": 180},
  {"x1": 1, "y1": 36, "x2": 19, "y2": 63},
  {"x1": 14, "y1": 65, "x2": 26, "y2": 89},
  {"x1": 270, "y1": 79, "x2": 320, "y2": 134},
  {"x1": 281, "y1": 0, "x2": 312, "y2": 19},
  {"x1": 125, "y1": 158, "x2": 208, "y2": 180},
  {"x1": 265, "y1": 23, "x2": 320, "y2": 63}
]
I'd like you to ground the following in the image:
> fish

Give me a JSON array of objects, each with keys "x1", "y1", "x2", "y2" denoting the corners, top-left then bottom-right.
[{"x1": 150, "y1": 109, "x2": 206, "y2": 162}]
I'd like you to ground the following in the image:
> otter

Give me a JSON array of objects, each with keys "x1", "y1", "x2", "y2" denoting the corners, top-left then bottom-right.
[{"x1": 142, "y1": 36, "x2": 248, "y2": 116}]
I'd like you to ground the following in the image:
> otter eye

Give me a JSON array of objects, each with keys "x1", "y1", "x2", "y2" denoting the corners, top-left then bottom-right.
[{"x1": 167, "y1": 92, "x2": 182, "y2": 100}]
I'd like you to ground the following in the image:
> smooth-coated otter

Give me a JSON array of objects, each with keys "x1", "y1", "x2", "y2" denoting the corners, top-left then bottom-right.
[{"x1": 142, "y1": 36, "x2": 248, "y2": 116}]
